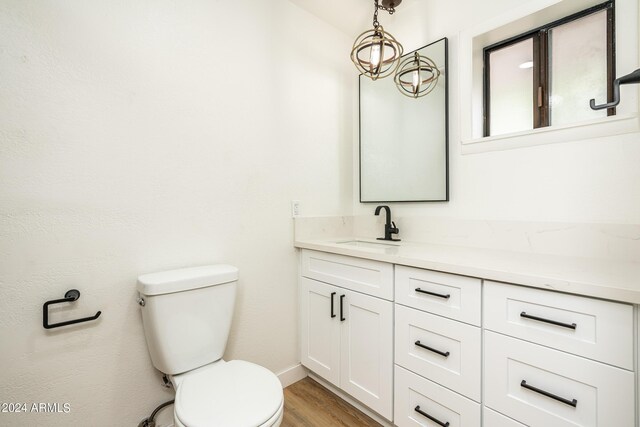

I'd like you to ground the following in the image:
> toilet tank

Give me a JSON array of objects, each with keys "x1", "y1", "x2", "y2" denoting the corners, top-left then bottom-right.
[{"x1": 137, "y1": 265, "x2": 238, "y2": 375}]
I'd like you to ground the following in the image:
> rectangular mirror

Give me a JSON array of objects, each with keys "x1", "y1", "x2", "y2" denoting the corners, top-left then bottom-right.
[{"x1": 359, "y1": 37, "x2": 449, "y2": 203}]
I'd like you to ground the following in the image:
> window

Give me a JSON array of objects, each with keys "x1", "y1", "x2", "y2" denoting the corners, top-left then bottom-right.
[{"x1": 484, "y1": 1, "x2": 615, "y2": 137}]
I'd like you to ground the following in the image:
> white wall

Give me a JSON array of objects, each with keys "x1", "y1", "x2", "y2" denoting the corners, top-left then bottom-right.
[
  {"x1": 354, "y1": 0, "x2": 640, "y2": 225},
  {"x1": 0, "y1": 1, "x2": 353, "y2": 425}
]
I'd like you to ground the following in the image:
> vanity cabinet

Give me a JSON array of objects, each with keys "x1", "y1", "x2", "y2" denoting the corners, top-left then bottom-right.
[
  {"x1": 297, "y1": 247, "x2": 638, "y2": 426},
  {"x1": 299, "y1": 250, "x2": 393, "y2": 420}
]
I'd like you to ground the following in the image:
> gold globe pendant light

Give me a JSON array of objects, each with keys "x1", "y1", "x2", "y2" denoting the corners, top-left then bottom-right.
[
  {"x1": 351, "y1": 0, "x2": 404, "y2": 81},
  {"x1": 394, "y1": 51, "x2": 441, "y2": 98}
]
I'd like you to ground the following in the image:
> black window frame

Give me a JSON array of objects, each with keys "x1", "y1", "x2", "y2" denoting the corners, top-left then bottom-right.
[{"x1": 483, "y1": 1, "x2": 616, "y2": 137}]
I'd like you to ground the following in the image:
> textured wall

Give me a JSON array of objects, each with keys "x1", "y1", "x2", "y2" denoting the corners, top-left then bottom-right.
[{"x1": 0, "y1": 1, "x2": 353, "y2": 425}]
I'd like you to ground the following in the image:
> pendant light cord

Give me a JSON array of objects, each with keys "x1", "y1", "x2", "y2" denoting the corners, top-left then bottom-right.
[
  {"x1": 373, "y1": 0, "x2": 396, "y2": 28},
  {"x1": 373, "y1": 0, "x2": 380, "y2": 28}
]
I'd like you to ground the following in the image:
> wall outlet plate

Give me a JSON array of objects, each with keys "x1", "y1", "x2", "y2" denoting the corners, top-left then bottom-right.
[{"x1": 291, "y1": 200, "x2": 300, "y2": 217}]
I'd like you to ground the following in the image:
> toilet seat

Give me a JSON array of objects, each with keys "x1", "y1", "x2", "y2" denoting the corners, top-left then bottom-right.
[
  {"x1": 173, "y1": 360, "x2": 283, "y2": 427},
  {"x1": 174, "y1": 401, "x2": 283, "y2": 427}
]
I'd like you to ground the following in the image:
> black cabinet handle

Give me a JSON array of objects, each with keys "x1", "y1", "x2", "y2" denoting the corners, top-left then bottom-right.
[
  {"x1": 415, "y1": 288, "x2": 450, "y2": 299},
  {"x1": 520, "y1": 312, "x2": 577, "y2": 330},
  {"x1": 415, "y1": 340, "x2": 450, "y2": 357},
  {"x1": 340, "y1": 294, "x2": 346, "y2": 321},
  {"x1": 330, "y1": 292, "x2": 336, "y2": 318},
  {"x1": 520, "y1": 380, "x2": 578, "y2": 407},
  {"x1": 414, "y1": 406, "x2": 449, "y2": 427}
]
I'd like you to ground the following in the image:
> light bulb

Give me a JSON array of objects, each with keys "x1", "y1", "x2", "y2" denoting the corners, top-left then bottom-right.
[
  {"x1": 370, "y1": 43, "x2": 381, "y2": 68},
  {"x1": 412, "y1": 70, "x2": 420, "y2": 92}
]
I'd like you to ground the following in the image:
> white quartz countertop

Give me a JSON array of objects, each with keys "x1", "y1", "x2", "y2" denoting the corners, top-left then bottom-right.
[{"x1": 294, "y1": 238, "x2": 640, "y2": 304}]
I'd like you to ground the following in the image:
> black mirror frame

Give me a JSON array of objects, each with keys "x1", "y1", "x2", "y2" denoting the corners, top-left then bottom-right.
[{"x1": 359, "y1": 37, "x2": 449, "y2": 203}]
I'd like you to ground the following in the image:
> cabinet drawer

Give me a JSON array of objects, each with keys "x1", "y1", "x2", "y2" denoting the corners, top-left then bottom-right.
[
  {"x1": 484, "y1": 332, "x2": 635, "y2": 427},
  {"x1": 483, "y1": 408, "x2": 526, "y2": 427},
  {"x1": 395, "y1": 305, "x2": 481, "y2": 401},
  {"x1": 484, "y1": 281, "x2": 634, "y2": 370},
  {"x1": 301, "y1": 250, "x2": 393, "y2": 300},
  {"x1": 395, "y1": 266, "x2": 481, "y2": 325},
  {"x1": 394, "y1": 365, "x2": 480, "y2": 427}
]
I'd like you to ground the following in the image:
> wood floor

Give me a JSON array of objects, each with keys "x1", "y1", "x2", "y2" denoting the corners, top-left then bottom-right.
[{"x1": 281, "y1": 377, "x2": 382, "y2": 427}]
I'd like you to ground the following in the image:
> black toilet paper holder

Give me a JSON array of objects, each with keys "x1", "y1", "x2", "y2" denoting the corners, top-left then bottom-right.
[{"x1": 43, "y1": 289, "x2": 102, "y2": 329}]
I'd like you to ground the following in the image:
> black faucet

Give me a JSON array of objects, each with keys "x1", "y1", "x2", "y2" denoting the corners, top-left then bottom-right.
[{"x1": 374, "y1": 205, "x2": 400, "y2": 241}]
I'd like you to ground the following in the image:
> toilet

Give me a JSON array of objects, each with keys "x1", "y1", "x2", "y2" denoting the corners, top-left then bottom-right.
[{"x1": 137, "y1": 265, "x2": 284, "y2": 427}]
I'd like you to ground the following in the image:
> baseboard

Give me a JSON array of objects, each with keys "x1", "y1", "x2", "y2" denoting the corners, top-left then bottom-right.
[
  {"x1": 308, "y1": 372, "x2": 394, "y2": 427},
  {"x1": 277, "y1": 363, "x2": 308, "y2": 388}
]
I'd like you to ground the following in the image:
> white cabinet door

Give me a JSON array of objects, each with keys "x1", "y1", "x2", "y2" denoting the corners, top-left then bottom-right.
[
  {"x1": 300, "y1": 277, "x2": 341, "y2": 387},
  {"x1": 340, "y1": 288, "x2": 394, "y2": 421}
]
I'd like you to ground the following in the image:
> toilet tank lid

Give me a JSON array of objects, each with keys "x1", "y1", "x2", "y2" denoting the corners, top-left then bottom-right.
[{"x1": 137, "y1": 265, "x2": 238, "y2": 296}]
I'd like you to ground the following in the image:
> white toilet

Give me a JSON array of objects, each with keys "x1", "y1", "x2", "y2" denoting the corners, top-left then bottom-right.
[{"x1": 137, "y1": 265, "x2": 284, "y2": 427}]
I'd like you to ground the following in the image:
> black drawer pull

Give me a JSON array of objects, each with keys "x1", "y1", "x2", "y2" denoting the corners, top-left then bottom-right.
[
  {"x1": 520, "y1": 380, "x2": 578, "y2": 408},
  {"x1": 340, "y1": 294, "x2": 346, "y2": 321},
  {"x1": 330, "y1": 292, "x2": 336, "y2": 318},
  {"x1": 415, "y1": 288, "x2": 450, "y2": 299},
  {"x1": 414, "y1": 406, "x2": 449, "y2": 427},
  {"x1": 415, "y1": 340, "x2": 450, "y2": 357},
  {"x1": 520, "y1": 312, "x2": 577, "y2": 330}
]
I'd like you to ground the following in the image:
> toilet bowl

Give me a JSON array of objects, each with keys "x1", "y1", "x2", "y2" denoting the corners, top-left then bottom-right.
[
  {"x1": 172, "y1": 360, "x2": 283, "y2": 427},
  {"x1": 137, "y1": 265, "x2": 283, "y2": 427}
]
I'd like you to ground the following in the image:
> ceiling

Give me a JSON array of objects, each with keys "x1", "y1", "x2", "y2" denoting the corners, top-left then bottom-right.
[{"x1": 288, "y1": 0, "x2": 382, "y2": 36}]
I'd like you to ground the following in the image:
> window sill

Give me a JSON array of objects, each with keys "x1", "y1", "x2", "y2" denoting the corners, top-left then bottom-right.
[{"x1": 461, "y1": 113, "x2": 640, "y2": 154}]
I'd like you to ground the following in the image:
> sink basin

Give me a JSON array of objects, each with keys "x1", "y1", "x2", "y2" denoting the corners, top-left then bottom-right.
[{"x1": 335, "y1": 240, "x2": 400, "y2": 249}]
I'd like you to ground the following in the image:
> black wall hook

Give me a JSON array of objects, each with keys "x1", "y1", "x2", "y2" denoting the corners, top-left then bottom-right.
[
  {"x1": 43, "y1": 289, "x2": 102, "y2": 329},
  {"x1": 590, "y1": 68, "x2": 640, "y2": 110}
]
